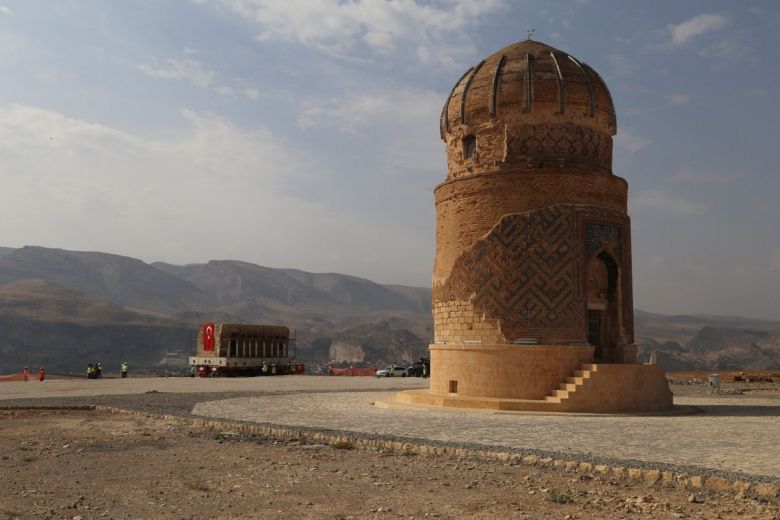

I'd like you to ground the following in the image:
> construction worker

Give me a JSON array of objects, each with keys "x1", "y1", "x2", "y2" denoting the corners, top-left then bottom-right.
[
  {"x1": 190, "y1": 365, "x2": 196, "y2": 377},
  {"x1": 271, "y1": 363, "x2": 277, "y2": 375},
  {"x1": 87, "y1": 364, "x2": 94, "y2": 379},
  {"x1": 120, "y1": 362, "x2": 128, "y2": 378},
  {"x1": 422, "y1": 364, "x2": 427, "y2": 379},
  {"x1": 38, "y1": 367, "x2": 46, "y2": 381},
  {"x1": 389, "y1": 365, "x2": 395, "y2": 377},
  {"x1": 22, "y1": 366, "x2": 29, "y2": 382},
  {"x1": 96, "y1": 362, "x2": 102, "y2": 379},
  {"x1": 261, "y1": 361, "x2": 268, "y2": 375}
]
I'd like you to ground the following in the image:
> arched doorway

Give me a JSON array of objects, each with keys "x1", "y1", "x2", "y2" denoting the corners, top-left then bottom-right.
[{"x1": 586, "y1": 251, "x2": 620, "y2": 362}]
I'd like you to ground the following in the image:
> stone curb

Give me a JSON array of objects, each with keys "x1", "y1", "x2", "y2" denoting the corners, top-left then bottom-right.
[
  {"x1": 93, "y1": 405, "x2": 777, "y2": 503},
  {"x1": 0, "y1": 405, "x2": 96, "y2": 411}
]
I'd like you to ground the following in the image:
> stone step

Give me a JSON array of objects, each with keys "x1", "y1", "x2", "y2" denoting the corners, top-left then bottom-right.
[
  {"x1": 581, "y1": 363, "x2": 599, "y2": 371},
  {"x1": 566, "y1": 376, "x2": 585, "y2": 384},
  {"x1": 553, "y1": 389, "x2": 570, "y2": 399},
  {"x1": 397, "y1": 390, "x2": 563, "y2": 412},
  {"x1": 573, "y1": 370, "x2": 592, "y2": 378},
  {"x1": 559, "y1": 383, "x2": 578, "y2": 391}
]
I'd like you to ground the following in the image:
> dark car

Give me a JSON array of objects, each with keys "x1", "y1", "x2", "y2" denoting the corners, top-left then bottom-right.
[{"x1": 406, "y1": 361, "x2": 430, "y2": 377}]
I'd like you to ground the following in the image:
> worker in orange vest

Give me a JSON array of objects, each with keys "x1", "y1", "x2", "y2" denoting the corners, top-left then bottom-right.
[
  {"x1": 22, "y1": 366, "x2": 30, "y2": 382},
  {"x1": 38, "y1": 367, "x2": 46, "y2": 381}
]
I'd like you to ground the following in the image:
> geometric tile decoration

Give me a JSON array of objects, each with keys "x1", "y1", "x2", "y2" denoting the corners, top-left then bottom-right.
[{"x1": 434, "y1": 205, "x2": 585, "y2": 342}]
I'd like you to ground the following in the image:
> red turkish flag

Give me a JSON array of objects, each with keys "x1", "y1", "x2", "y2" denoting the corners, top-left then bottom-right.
[{"x1": 203, "y1": 323, "x2": 215, "y2": 351}]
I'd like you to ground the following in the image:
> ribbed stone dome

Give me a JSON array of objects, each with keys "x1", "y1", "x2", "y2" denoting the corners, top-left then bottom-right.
[{"x1": 440, "y1": 39, "x2": 617, "y2": 179}]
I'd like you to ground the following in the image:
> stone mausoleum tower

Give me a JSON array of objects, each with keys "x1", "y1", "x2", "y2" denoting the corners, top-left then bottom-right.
[{"x1": 397, "y1": 39, "x2": 672, "y2": 413}]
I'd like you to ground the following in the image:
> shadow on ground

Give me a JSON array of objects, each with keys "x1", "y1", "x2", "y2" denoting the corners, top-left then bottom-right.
[{"x1": 694, "y1": 404, "x2": 780, "y2": 417}]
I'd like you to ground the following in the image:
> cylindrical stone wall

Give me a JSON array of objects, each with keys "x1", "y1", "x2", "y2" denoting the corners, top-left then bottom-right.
[
  {"x1": 433, "y1": 170, "x2": 627, "y2": 284},
  {"x1": 430, "y1": 344, "x2": 593, "y2": 400},
  {"x1": 429, "y1": 38, "x2": 637, "y2": 401}
]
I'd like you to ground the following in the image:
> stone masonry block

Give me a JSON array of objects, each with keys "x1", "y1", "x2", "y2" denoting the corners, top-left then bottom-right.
[
  {"x1": 521, "y1": 455, "x2": 539, "y2": 466},
  {"x1": 732, "y1": 480, "x2": 751, "y2": 497},
  {"x1": 755, "y1": 483, "x2": 779, "y2": 499},
  {"x1": 642, "y1": 470, "x2": 660, "y2": 485},
  {"x1": 704, "y1": 477, "x2": 730, "y2": 493}
]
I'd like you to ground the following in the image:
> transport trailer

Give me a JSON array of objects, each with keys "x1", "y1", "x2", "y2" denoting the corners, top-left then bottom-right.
[{"x1": 189, "y1": 322, "x2": 303, "y2": 376}]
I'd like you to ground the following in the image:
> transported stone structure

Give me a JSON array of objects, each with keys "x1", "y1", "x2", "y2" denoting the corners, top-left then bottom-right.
[
  {"x1": 397, "y1": 39, "x2": 672, "y2": 413},
  {"x1": 190, "y1": 323, "x2": 299, "y2": 376}
]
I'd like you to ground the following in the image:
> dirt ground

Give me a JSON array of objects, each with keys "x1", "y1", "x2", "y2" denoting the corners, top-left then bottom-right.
[{"x1": 0, "y1": 410, "x2": 776, "y2": 520}]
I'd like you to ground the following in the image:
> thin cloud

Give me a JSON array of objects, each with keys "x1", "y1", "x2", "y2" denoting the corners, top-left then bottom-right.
[
  {"x1": 138, "y1": 54, "x2": 256, "y2": 100},
  {"x1": 606, "y1": 53, "x2": 635, "y2": 78},
  {"x1": 667, "y1": 93, "x2": 690, "y2": 105},
  {"x1": 771, "y1": 251, "x2": 780, "y2": 272},
  {"x1": 668, "y1": 169, "x2": 746, "y2": 184},
  {"x1": 614, "y1": 127, "x2": 652, "y2": 156},
  {"x1": 201, "y1": 0, "x2": 504, "y2": 68},
  {"x1": 296, "y1": 88, "x2": 443, "y2": 173},
  {"x1": 632, "y1": 190, "x2": 707, "y2": 216},
  {"x1": 0, "y1": 5, "x2": 12, "y2": 15},
  {"x1": 667, "y1": 13, "x2": 729, "y2": 47},
  {"x1": 138, "y1": 57, "x2": 214, "y2": 87},
  {"x1": 214, "y1": 85, "x2": 235, "y2": 97},
  {"x1": 298, "y1": 94, "x2": 391, "y2": 133},
  {"x1": 0, "y1": 102, "x2": 304, "y2": 251}
]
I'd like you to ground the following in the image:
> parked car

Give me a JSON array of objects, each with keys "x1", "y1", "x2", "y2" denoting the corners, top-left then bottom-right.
[{"x1": 375, "y1": 365, "x2": 408, "y2": 378}]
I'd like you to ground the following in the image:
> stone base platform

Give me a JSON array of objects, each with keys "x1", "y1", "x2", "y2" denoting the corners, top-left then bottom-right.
[{"x1": 383, "y1": 363, "x2": 674, "y2": 414}]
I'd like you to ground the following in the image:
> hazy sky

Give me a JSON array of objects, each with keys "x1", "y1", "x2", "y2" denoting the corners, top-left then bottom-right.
[{"x1": 0, "y1": 1, "x2": 779, "y2": 320}]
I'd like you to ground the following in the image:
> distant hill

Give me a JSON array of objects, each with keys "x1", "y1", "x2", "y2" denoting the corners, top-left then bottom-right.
[
  {"x1": 0, "y1": 244, "x2": 777, "y2": 373},
  {"x1": 0, "y1": 278, "x2": 191, "y2": 373},
  {"x1": 153, "y1": 260, "x2": 430, "y2": 317},
  {"x1": 634, "y1": 310, "x2": 779, "y2": 344},
  {"x1": 0, "y1": 278, "x2": 175, "y2": 325},
  {"x1": 0, "y1": 246, "x2": 210, "y2": 315},
  {"x1": 634, "y1": 311, "x2": 780, "y2": 371}
]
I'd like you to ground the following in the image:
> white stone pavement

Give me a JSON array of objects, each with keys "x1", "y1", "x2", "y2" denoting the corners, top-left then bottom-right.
[{"x1": 193, "y1": 391, "x2": 780, "y2": 477}]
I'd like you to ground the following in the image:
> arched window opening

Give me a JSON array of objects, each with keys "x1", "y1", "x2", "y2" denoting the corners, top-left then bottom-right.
[
  {"x1": 597, "y1": 251, "x2": 619, "y2": 301},
  {"x1": 463, "y1": 134, "x2": 477, "y2": 159}
]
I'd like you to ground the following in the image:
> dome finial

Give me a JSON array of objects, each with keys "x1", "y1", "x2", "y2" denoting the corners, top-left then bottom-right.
[{"x1": 527, "y1": 27, "x2": 535, "y2": 40}]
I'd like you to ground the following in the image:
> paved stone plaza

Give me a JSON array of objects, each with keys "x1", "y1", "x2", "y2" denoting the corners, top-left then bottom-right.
[{"x1": 2, "y1": 376, "x2": 778, "y2": 479}]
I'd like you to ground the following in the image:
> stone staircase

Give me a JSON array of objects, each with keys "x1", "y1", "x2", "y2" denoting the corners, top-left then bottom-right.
[
  {"x1": 388, "y1": 362, "x2": 672, "y2": 413},
  {"x1": 391, "y1": 363, "x2": 601, "y2": 412},
  {"x1": 544, "y1": 363, "x2": 598, "y2": 404}
]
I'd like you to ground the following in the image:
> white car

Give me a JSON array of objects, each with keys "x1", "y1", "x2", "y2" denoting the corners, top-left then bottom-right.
[{"x1": 375, "y1": 365, "x2": 408, "y2": 378}]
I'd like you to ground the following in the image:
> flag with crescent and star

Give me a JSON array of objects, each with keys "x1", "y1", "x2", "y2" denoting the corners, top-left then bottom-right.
[{"x1": 203, "y1": 323, "x2": 215, "y2": 351}]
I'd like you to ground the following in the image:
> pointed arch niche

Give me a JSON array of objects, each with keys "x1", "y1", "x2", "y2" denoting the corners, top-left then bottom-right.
[{"x1": 586, "y1": 250, "x2": 622, "y2": 362}]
